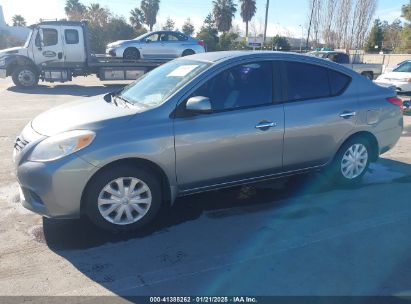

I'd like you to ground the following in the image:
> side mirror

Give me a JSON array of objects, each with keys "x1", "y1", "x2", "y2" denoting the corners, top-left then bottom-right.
[
  {"x1": 186, "y1": 96, "x2": 212, "y2": 114},
  {"x1": 145, "y1": 39, "x2": 150, "y2": 43}
]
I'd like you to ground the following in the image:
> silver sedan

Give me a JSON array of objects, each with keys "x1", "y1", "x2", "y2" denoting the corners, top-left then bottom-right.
[
  {"x1": 106, "y1": 31, "x2": 205, "y2": 60},
  {"x1": 14, "y1": 51, "x2": 403, "y2": 233}
]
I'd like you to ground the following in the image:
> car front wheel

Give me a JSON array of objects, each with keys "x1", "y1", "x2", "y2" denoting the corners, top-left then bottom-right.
[{"x1": 84, "y1": 165, "x2": 162, "y2": 233}]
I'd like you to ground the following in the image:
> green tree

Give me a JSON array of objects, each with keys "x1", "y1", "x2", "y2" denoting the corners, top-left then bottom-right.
[
  {"x1": 217, "y1": 31, "x2": 238, "y2": 50},
  {"x1": 402, "y1": 0, "x2": 411, "y2": 22},
  {"x1": 212, "y1": 0, "x2": 237, "y2": 33},
  {"x1": 271, "y1": 35, "x2": 291, "y2": 51},
  {"x1": 141, "y1": 0, "x2": 160, "y2": 31},
  {"x1": 239, "y1": 0, "x2": 256, "y2": 37},
  {"x1": 162, "y1": 17, "x2": 175, "y2": 30},
  {"x1": 365, "y1": 19, "x2": 383, "y2": 52},
  {"x1": 12, "y1": 15, "x2": 26, "y2": 27},
  {"x1": 196, "y1": 14, "x2": 219, "y2": 51},
  {"x1": 64, "y1": 0, "x2": 86, "y2": 21},
  {"x1": 86, "y1": 3, "x2": 110, "y2": 27},
  {"x1": 182, "y1": 18, "x2": 195, "y2": 36},
  {"x1": 130, "y1": 8, "x2": 145, "y2": 31},
  {"x1": 382, "y1": 19, "x2": 402, "y2": 53}
]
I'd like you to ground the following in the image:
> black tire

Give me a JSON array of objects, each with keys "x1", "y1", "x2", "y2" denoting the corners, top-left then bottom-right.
[
  {"x1": 84, "y1": 164, "x2": 162, "y2": 233},
  {"x1": 182, "y1": 49, "x2": 195, "y2": 57},
  {"x1": 123, "y1": 47, "x2": 140, "y2": 60},
  {"x1": 362, "y1": 72, "x2": 373, "y2": 81},
  {"x1": 327, "y1": 137, "x2": 371, "y2": 185},
  {"x1": 12, "y1": 66, "x2": 39, "y2": 88}
]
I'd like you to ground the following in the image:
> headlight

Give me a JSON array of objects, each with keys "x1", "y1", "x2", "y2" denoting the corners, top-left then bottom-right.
[
  {"x1": 108, "y1": 44, "x2": 121, "y2": 49},
  {"x1": 0, "y1": 58, "x2": 5, "y2": 66},
  {"x1": 28, "y1": 130, "x2": 95, "y2": 162}
]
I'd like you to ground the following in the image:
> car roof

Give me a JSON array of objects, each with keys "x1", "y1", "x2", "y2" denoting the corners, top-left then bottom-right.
[{"x1": 184, "y1": 51, "x2": 330, "y2": 64}]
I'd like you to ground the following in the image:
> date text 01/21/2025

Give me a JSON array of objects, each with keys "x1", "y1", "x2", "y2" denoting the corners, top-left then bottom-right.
[{"x1": 149, "y1": 297, "x2": 258, "y2": 303}]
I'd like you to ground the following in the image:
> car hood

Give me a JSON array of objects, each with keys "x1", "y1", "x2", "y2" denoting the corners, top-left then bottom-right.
[
  {"x1": 107, "y1": 40, "x2": 131, "y2": 47},
  {"x1": 0, "y1": 46, "x2": 28, "y2": 58},
  {"x1": 31, "y1": 95, "x2": 145, "y2": 136},
  {"x1": 378, "y1": 71, "x2": 411, "y2": 81}
]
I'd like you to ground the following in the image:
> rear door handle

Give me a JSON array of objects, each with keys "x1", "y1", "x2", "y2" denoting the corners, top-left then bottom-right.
[
  {"x1": 339, "y1": 111, "x2": 356, "y2": 119},
  {"x1": 255, "y1": 121, "x2": 277, "y2": 130}
]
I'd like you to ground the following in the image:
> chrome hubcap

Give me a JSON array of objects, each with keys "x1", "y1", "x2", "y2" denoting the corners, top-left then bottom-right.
[
  {"x1": 341, "y1": 143, "x2": 368, "y2": 179},
  {"x1": 98, "y1": 177, "x2": 152, "y2": 225},
  {"x1": 18, "y1": 70, "x2": 36, "y2": 87}
]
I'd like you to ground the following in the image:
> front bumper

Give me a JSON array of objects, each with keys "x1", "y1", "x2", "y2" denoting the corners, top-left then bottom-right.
[
  {"x1": 14, "y1": 124, "x2": 98, "y2": 219},
  {"x1": 0, "y1": 69, "x2": 6, "y2": 78},
  {"x1": 17, "y1": 155, "x2": 98, "y2": 219},
  {"x1": 106, "y1": 48, "x2": 117, "y2": 57}
]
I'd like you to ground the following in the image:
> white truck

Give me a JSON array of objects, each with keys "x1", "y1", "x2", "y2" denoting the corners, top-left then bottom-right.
[
  {"x1": 309, "y1": 51, "x2": 383, "y2": 80},
  {"x1": 0, "y1": 20, "x2": 168, "y2": 88}
]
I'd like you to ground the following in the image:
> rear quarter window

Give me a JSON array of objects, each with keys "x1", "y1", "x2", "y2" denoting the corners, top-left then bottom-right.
[{"x1": 329, "y1": 70, "x2": 351, "y2": 95}]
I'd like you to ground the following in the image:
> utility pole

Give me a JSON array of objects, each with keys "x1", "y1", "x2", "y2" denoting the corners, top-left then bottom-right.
[
  {"x1": 263, "y1": 0, "x2": 269, "y2": 44},
  {"x1": 306, "y1": 0, "x2": 316, "y2": 51}
]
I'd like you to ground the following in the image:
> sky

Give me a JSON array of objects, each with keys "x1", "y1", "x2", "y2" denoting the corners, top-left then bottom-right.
[{"x1": 0, "y1": 0, "x2": 407, "y2": 38}]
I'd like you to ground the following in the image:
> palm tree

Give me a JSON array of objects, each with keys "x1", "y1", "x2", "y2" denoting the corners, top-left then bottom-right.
[
  {"x1": 130, "y1": 8, "x2": 145, "y2": 30},
  {"x1": 64, "y1": 0, "x2": 86, "y2": 21},
  {"x1": 141, "y1": 0, "x2": 160, "y2": 31},
  {"x1": 212, "y1": 0, "x2": 237, "y2": 33},
  {"x1": 239, "y1": 0, "x2": 256, "y2": 37},
  {"x1": 86, "y1": 3, "x2": 110, "y2": 27},
  {"x1": 12, "y1": 15, "x2": 26, "y2": 27}
]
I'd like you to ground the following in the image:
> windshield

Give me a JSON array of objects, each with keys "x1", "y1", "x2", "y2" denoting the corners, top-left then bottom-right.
[
  {"x1": 393, "y1": 61, "x2": 411, "y2": 73},
  {"x1": 23, "y1": 30, "x2": 33, "y2": 48},
  {"x1": 119, "y1": 59, "x2": 211, "y2": 107},
  {"x1": 134, "y1": 32, "x2": 150, "y2": 40}
]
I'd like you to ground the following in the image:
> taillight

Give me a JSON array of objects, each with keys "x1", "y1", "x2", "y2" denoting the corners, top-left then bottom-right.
[
  {"x1": 387, "y1": 96, "x2": 404, "y2": 110},
  {"x1": 198, "y1": 40, "x2": 205, "y2": 47}
]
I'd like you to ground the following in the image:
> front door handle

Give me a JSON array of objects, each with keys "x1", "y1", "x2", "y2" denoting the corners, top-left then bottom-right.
[
  {"x1": 255, "y1": 121, "x2": 277, "y2": 130},
  {"x1": 339, "y1": 111, "x2": 356, "y2": 119}
]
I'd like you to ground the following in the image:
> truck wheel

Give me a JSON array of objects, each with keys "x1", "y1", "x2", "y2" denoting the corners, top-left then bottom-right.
[
  {"x1": 84, "y1": 164, "x2": 162, "y2": 233},
  {"x1": 182, "y1": 49, "x2": 195, "y2": 57},
  {"x1": 123, "y1": 48, "x2": 140, "y2": 60},
  {"x1": 362, "y1": 72, "x2": 373, "y2": 81},
  {"x1": 12, "y1": 66, "x2": 39, "y2": 88}
]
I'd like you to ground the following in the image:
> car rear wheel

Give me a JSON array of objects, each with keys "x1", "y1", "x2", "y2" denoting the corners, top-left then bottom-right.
[
  {"x1": 12, "y1": 66, "x2": 39, "y2": 88},
  {"x1": 329, "y1": 137, "x2": 370, "y2": 184},
  {"x1": 84, "y1": 165, "x2": 162, "y2": 233},
  {"x1": 182, "y1": 49, "x2": 195, "y2": 57},
  {"x1": 123, "y1": 47, "x2": 140, "y2": 60}
]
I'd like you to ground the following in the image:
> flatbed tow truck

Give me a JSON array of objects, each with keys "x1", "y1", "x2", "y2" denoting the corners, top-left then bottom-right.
[{"x1": 0, "y1": 20, "x2": 169, "y2": 88}]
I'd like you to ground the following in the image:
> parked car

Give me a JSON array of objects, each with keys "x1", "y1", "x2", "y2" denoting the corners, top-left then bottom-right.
[
  {"x1": 106, "y1": 31, "x2": 205, "y2": 60},
  {"x1": 375, "y1": 60, "x2": 411, "y2": 93},
  {"x1": 309, "y1": 51, "x2": 383, "y2": 80},
  {"x1": 14, "y1": 51, "x2": 403, "y2": 233}
]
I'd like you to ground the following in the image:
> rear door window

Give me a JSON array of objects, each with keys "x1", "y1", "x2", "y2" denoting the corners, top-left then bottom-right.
[
  {"x1": 283, "y1": 61, "x2": 350, "y2": 102},
  {"x1": 65, "y1": 29, "x2": 79, "y2": 44}
]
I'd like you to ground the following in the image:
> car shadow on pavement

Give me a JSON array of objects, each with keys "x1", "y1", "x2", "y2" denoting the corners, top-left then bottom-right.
[
  {"x1": 42, "y1": 157, "x2": 411, "y2": 251},
  {"x1": 40, "y1": 158, "x2": 411, "y2": 296},
  {"x1": 7, "y1": 83, "x2": 128, "y2": 97}
]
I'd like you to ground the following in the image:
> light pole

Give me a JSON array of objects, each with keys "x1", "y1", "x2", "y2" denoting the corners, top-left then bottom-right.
[
  {"x1": 299, "y1": 24, "x2": 303, "y2": 53},
  {"x1": 263, "y1": 0, "x2": 270, "y2": 44}
]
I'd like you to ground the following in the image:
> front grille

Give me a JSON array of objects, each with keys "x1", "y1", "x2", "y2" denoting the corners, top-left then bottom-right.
[{"x1": 14, "y1": 136, "x2": 29, "y2": 152}]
